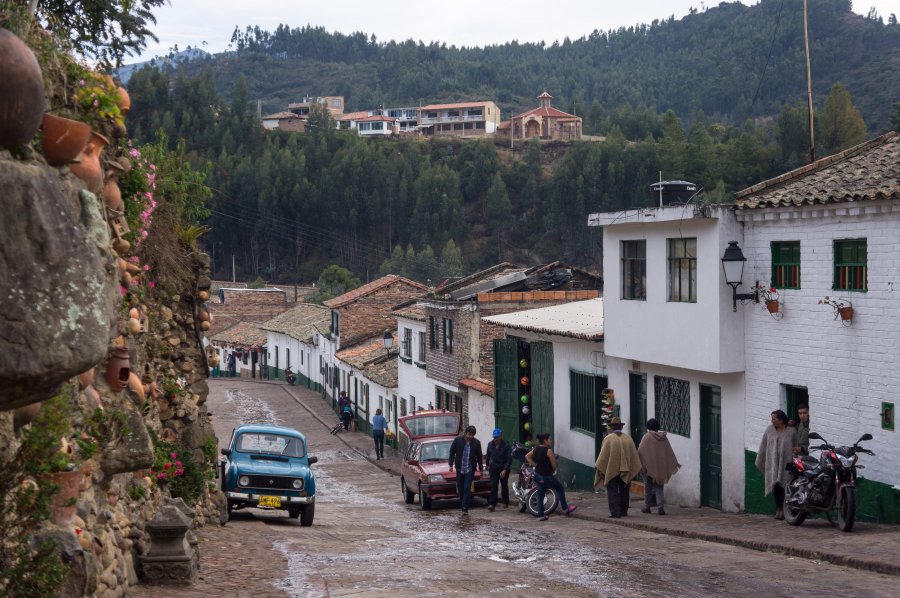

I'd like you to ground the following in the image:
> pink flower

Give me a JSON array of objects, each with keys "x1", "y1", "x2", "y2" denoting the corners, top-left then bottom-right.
[
  {"x1": 143, "y1": 264, "x2": 150, "y2": 271},
  {"x1": 141, "y1": 230, "x2": 148, "y2": 239},
  {"x1": 175, "y1": 468, "x2": 184, "y2": 476},
  {"x1": 120, "y1": 286, "x2": 127, "y2": 296},
  {"x1": 171, "y1": 452, "x2": 178, "y2": 459},
  {"x1": 157, "y1": 472, "x2": 167, "y2": 480},
  {"x1": 148, "y1": 281, "x2": 156, "y2": 288}
]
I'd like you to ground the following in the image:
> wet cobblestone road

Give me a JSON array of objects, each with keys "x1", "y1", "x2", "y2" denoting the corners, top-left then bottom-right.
[{"x1": 133, "y1": 380, "x2": 898, "y2": 597}]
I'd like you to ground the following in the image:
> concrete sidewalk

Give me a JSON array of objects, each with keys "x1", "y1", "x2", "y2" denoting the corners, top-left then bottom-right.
[{"x1": 280, "y1": 381, "x2": 900, "y2": 577}]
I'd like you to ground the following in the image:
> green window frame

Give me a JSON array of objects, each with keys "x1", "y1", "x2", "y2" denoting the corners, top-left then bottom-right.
[
  {"x1": 833, "y1": 239, "x2": 867, "y2": 292},
  {"x1": 667, "y1": 238, "x2": 697, "y2": 303},
  {"x1": 654, "y1": 375, "x2": 690, "y2": 437},
  {"x1": 771, "y1": 241, "x2": 801, "y2": 289},
  {"x1": 570, "y1": 371, "x2": 600, "y2": 434}
]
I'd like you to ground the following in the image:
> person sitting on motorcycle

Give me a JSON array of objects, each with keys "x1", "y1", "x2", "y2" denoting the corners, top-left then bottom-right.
[
  {"x1": 285, "y1": 368, "x2": 296, "y2": 385},
  {"x1": 526, "y1": 433, "x2": 577, "y2": 521}
]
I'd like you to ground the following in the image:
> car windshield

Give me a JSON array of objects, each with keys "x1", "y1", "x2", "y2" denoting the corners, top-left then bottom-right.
[
  {"x1": 237, "y1": 433, "x2": 305, "y2": 458},
  {"x1": 420, "y1": 440, "x2": 452, "y2": 462},
  {"x1": 405, "y1": 415, "x2": 458, "y2": 437}
]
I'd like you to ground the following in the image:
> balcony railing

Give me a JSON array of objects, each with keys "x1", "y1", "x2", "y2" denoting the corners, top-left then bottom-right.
[{"x1": 419, "y1": 114, "x2": 484, "y2": 125}]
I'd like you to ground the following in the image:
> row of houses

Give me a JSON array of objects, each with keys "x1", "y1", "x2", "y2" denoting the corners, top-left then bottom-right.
[
  {"x1": 205, "y1": 131, "x2": 899, "y2": 523},
  {"x1": 262, "y1": 91, "x2": 582, "y2": 140}
]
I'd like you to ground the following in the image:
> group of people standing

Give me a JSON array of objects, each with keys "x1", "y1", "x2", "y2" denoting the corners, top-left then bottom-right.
[
  {"x1": 755, "y1": 404, "x2": 809, "y2": 519},
  {"x1": 594, "y1": 417, "x2": 681, "y2": 518}
]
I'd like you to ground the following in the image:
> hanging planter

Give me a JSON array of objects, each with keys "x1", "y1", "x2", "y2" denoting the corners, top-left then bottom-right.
[
  {"x1": 69, "y1": 131, "x2": 110, "y2": 192},
  {"x1": 766, "y1": 300, "x2": 779, "y2": 314},
  {"x1": 818, "y1": 296, "x2": 853, "y2": 326},
  {"x1": 40, "y1": 114, "x2": 92, "y2": 166}
]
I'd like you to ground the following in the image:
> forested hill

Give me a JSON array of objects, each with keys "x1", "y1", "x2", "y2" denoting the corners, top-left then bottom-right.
[{"x1": 170, "y1": 0, "x2": 899, "y2": 131}]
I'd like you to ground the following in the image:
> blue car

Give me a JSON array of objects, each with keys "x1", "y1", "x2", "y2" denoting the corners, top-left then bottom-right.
[{"x1": 220, "y1": 424, "x2": 318, "y2": 525}]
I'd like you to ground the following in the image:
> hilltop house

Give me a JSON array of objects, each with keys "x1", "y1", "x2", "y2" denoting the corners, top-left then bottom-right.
[
  {"x1": 418, "y1": 101, "x2": 501, "y2": 137},
  {"x1": 261, "y1": 111, "x2": 306, "y2": 132},
  {"x1": 508, "y1": 92, "x2": 582, "y2": 141},
  {"x1": 288, "y1": 96, "x2": 345, "y2": 117}
]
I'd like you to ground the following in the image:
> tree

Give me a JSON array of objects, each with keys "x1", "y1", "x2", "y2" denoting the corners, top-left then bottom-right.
[
  {"x1": 889, "y1": 101, "x2": 900, "y2": 131},
  {"x1": 406, "y1": 245, "x2": 438, "y2": 284},
  {"x1": 818, "y1": 83, "x2": 867, "y2": 155},
  {"x1": 308, "y1": 265, "x2": 361, "y2": 304},
  {"x1": 440, "y1": 239, "x2": 464, "y2": 279},
  {"x1": 484, "y1": 172, "x2": 512, "y2": 260}
]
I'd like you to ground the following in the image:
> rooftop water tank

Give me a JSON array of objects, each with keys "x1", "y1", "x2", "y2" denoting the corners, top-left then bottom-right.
[{"x1": 650, "y1": 180, "x2": 698, "y2": 206}]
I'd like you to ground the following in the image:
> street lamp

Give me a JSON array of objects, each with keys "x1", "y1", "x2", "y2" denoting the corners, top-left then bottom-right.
[
  {"x1": 382, "y1": 331, "x2": 394, "y2": 355},
  {"x1": 721, "y1": 241, "x2": 759, "y2": 312}
]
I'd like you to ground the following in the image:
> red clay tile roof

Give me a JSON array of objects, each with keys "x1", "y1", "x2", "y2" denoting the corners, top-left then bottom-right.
[
  {"x1": 260, "y1": 303, "x2": 330, "y2": 342},
  {"x1": 734, "y1": 132, "x2": 900, "y2": 209},
  {"x1": 421, "y1": 101, "x2": 495, "y2": 111},
  {"x1": 336, "y1": 110, "x2": 375, "y2": 121},
  {"x1": 393, "y1": 303, "x2": 426, "y2": 322},
  {"x1": 460, "y1": 378, "x2": 494, "y2": 397},
  {"x1": 513, "y1": 106, "x2": 580, "y2": 120},
  {"x1": 324, "y1": 275, "x2": 427, "y2": 308},
  {"x1": 209, "y1": 321, "x2": 267, "y2": 349},
  {"x1": 336, "y1": 333, "x2": 398, "y2": 387},
  {"x1": 262, "y1": 111, "x2": 302, "y2": 120}
]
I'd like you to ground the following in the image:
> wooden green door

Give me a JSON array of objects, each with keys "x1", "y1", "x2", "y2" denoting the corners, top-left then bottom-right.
[
  {"x1": 700, "y1": 383, "x2": 722, "y2": 509},
  {"x1": 530, "y1": 342, "x2": 554, "y2": 440},
  {"x1": 629, "y1": 373, "x2": 647, "y2": 448},
  {"x1": 493, "y1": 339, "x2": 520, "y2": 443},
  {"x1": 785, "y1": 385, "x2": 808, "y2": 424}
]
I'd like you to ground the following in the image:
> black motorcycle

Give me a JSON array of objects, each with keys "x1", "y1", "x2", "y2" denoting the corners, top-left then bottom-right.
[
  {"x1": 783, "y1": 431, "x2": 874, "y2": 532},
  {"x1": 510, "y1": 443, "x2": 559, "y2": 517}
]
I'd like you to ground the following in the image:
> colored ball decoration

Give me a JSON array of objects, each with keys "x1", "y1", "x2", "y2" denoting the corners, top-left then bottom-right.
[
  {"x1": 520, "y1": 394, "x2": 529, "y2": 404},
  {"x1": 519, "y1": 359, "x2": 528, "y2": 368},
  {"x1": 523, "y1": 422, "x2": 531, "y2": 431},
  {"x1": 520, "y1": 376, "x2": 529, "y2": 387},
  {"x1": 524, "y1": 441, "x2": 532, "y2": 448},
  {"x1": 521, "y1": 405, "x2": 530, "y2": 415}
]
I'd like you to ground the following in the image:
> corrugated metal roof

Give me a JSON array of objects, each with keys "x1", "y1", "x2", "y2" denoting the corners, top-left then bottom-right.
[{"x1": 482, "y1": 298, "x2": 604, "y2": 340}]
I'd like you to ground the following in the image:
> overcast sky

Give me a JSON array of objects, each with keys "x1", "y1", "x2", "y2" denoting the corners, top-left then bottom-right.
[{"x1": 138, "y1": 0, "x2": 897, "y2": 59}]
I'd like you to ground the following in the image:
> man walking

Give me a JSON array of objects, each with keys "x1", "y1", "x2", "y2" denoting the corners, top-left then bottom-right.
[
  {"x1": 448, "y1": 425, "x2": 483, "y2": 514},
  {"x1": 594, "y1": 417, "x2": 641, "y2": 518},
  {"x1": 637, "y1": 418, "x2": 680, "y2": 515},
  {"x1": 485, "y1": 428, "x2": 512, "y2": 511}
]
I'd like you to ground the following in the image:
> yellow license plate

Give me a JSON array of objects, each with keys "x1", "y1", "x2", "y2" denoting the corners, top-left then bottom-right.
[{"x1": 258, "y1": 495, "x2": 281, "y2": 508}]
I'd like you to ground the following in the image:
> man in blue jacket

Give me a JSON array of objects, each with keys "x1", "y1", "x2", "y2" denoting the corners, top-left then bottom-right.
[
  {"x1": 485, "y1": 428, "x2": 512, "y2": 511},
  {"x1": 448, "y1": 425, "x2": 483, "y2": 514}
]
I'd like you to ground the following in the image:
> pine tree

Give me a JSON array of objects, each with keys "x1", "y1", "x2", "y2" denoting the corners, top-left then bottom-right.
[{"x1": 818, "y1": 84, "x2": 867, "y2": 155}]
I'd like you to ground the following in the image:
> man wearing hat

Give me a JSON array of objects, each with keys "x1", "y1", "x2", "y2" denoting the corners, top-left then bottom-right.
[
  {"x1": 485, "y1": 428, "x2": 512, "y2": 511},
  {"x1": 594, "y1": 417, "x2": 642, "y2": 518}
]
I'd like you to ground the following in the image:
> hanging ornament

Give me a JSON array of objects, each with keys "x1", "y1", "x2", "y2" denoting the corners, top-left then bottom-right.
[
  {"x1": 523, "y1": 422, "x2": 531, "y2": 431},
  {"x1": 520, "y1": 376, "x2": 529, "y2": 387},
  {"x1": 519, "y1": 359, "x2": 528, "y2": 368},
  {"x1": 520, "y1": 394, "x2": 529, "y2": 404},
  {"x1": 521, "y1": 405, "x2": 530, "y2": 415},
  {"x1": 524, "y1": 441, "x2": 532, "y2": 448}
]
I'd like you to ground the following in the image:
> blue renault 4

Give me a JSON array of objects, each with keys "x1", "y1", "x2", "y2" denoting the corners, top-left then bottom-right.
[{"x1": 220, "y1": 424, "x2": 318, "y2": 525}]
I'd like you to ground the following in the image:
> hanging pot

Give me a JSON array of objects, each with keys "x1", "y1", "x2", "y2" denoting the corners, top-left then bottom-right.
[
  {"x1": 766, "y1": 300, "x2": 779, "y2": 314},
  {"x1": 102, "y1": 177, "x2": 123, "y2": 212},
  {"x1": 40, "y1": 114, "x2": 92, "y2": 166},
  {"x1": 839, "y1": 306, "x2": 853, "y2": 321},
  {"x1": 69, "y1": 131, "x2": 110, "y2": 192},
  {"x1": 105, "y1": 345, "x2": 130, "y2": 391},
  {"x1": 115, "y1": 86, "x2": 131, "y2": 114},
  {"x1": 0, "y1": 29, "x2": 45, "y2": 150}
]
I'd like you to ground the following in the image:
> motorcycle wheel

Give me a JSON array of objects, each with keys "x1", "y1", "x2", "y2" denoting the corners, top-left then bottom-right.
[
  {"x1": 526, "y1": 488, "x2": 559, "y2": 517},
  {"x1": 838, "y1": 487, "x2": 856, "y2": 532},
  {"x1": 783, "y1": 479, "x2": 807, "y2": 526}
]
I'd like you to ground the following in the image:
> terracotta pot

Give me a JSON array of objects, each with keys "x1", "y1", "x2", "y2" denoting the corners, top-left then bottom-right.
[
  {"x1": 0, "y1": 29, "x2": 45, "y2": 149},
  {"x1": 198, "y1": 290, "x2": 210, "y2": 302},
  {"x1": 112, "y1": 237, "x2": 131, "y2": 256},
  {"x1": 839, "y1": 306, "x2": 853, "y2": 321},
  {"x1": 78, "y1": 367, "x2": 95, "y2": 390},
  {"x1": 102, "y1": 178, "x2": 123, "y2": 212},
  {"x1": 46, "y1": 470, "x2": 81, "y2": 525},
  {"x1": 83, "y1": 385, "x2": 101, "y2": 408},
  {"x1": 12, "y1": 401, "x2": 42, "y2": 430},
  {"x1": 128, "y1": 371, "x2": 145, "y2": 401},
  {"x1": 105, "y1": 345, "x2": 130, "y2": 391},
  {"x1": 198, "y1": 310, "x2": 210, "y2": 322},
  {"x1": 69, "y1": 131, "x2": 110, "y2": 192},
  {"x1": 766, "y1": 300, "x2": 779, "y2": 314},
  {"x1": 40, "y1": 114, "x2": 91, "y2": 166},
  {"x1": 116, "y1": 86, "x2": 131, "y2": 114}
]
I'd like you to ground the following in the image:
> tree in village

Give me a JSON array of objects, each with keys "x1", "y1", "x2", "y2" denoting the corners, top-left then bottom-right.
[
  {"x1": 377, "y1": 245, "x2": 407, "y2": 278},
  {"x1": 484, "y1": 172, "x2": 512, "y2": 261},
  {"x1": 440, "y1": 239, "x2": 465, "y2": 279},
  {"x1": 308, "y1": 265, "x2": 361, "y2": 304},
  {"x1": 405, "y1": 245, "x2": 438, "y2": 284},
  {"x1": 888, "y1": 101, "x2": 900, "y2": 131},
  {"x1": 818, "y1": 83, "x2": 867, "y2": 155}
]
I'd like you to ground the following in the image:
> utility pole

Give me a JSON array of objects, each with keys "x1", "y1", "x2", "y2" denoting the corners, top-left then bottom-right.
[
  {"x1": 232, "y1": 254, "x2": 235, "y2": 283},
  {"x1": 803, "y1": 0, "x2": 815, "y2": 163}
]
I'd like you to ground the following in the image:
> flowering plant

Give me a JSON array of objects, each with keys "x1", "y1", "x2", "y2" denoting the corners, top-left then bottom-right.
[
  {"x1": 161, "y1": 375, "x2": 187, "y2": 400},
  {"x1": 818, "y1": 296, "x2": 853, "y2": 322},
  {"x1": 118, "y1": 142, "x2": 158, "y2": 248},
  {"x1": 751, "y1": 282, "x2": 779, "y2": 304},
  {"x1": 150, "y1": 451, "x2": 185, "y2": 483},
  {"x1": 72, "y1": 71, "x2": 124, "y2": 128}
]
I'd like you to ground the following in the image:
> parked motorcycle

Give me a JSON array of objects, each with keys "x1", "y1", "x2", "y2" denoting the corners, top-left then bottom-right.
[
  {"x1": 510, "y1": 443, "x2": 559, "y2": 517},
  {"x1": 285, "y1": 369, "x2": 297, "y2": 385},
  {"x1": 783, "y1": 431, "x2": 875, "y2": 532}
]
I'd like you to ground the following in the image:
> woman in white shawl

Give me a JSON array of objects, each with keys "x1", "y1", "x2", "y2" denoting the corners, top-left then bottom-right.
[{"x1": 755, "y1": 409, "x2": 797, "y2": 520}]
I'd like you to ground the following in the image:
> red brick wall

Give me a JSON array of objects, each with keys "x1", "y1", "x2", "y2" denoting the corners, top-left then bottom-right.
[{"x1": 337, "y1": 282, "x2": 424, "y2": 347}]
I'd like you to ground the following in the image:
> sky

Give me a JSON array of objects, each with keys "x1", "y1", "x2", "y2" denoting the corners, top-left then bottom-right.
[{"x1": 137, "y1": 0, "x2": 897, "y2": 60}]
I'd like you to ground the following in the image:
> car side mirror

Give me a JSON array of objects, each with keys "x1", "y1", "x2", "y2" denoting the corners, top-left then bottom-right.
[
  {"x1": 308, "y1": 456, "x2": 318, "y2": 465},
  {"x1": 808, "y1": 432, "x2": 822, "y2": 440},
  {"x1": 220, "y1": 448, "x2": 232, "y2": 456}
]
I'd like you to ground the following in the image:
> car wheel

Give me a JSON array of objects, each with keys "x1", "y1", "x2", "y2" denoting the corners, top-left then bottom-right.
[
  {"x1": 288, "y1": 506, "x2": 301, "y2": 519},
  {"x1": 402, "y1": 478, "x2": 415, "y2": 504},
  {"x1": 300, "y1": 502, "x2": 315, "y2": 527},
  {"x1": 418, "y1": 483, "x2": 432, "y2": 511}
]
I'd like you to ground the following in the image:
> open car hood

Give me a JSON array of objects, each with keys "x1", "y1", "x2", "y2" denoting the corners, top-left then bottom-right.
[{"x1": 398, "y1": 410, "x2": 461, "y2": 441}]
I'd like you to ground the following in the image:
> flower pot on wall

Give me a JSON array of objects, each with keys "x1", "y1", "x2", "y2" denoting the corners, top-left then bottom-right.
[
  {"x1": 69, "y1": 131, "x2": 109, "y2": 192},
  {"x1": 766, "y1": 300, "x2": 779, "y2": 314},
  {"x1": 839, "y1": 307, "x2": 853, "y2": 321},
  {"x1": 0, "y1": 29, "x2": 45, "y2": 150},
  {"x1": 46, "y1": 470, "x2": 81, "y2": 525},
  {"x1": 40, "y1": 114, "x2": 91, "y2": 166},
  {"x1": 105, "y1": 346, "x2": 130, "y2": 391}
]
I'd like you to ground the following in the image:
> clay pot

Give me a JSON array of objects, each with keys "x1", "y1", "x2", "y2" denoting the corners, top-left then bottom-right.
[
  {"x1": 198, "y1": 310, "x2": 210, "y2": 322},
  {"x1": 0, "y1": 29, "x2": 45, "y2": 149},
  {"x1": 83, "y1": 385, "x2": 100, "y2": 408},
  {"x1": 102, "y1": 178, "x2": 123, "y2": 212},
  {"x1": 78, "y1": 367, "x2": 95, "y2": 390},
  {"x1": 127, "y1": 372, "x2": 145, "y2": 401},
  {"x1": 198, "y1": 290, "x2": 210, "y2": 302},
  {"x1": 112, "y1": 237, "x2": 131, "y2": 256},
  {"x1": 115, "y1": 86, "x2": 131, "y2": 114},
  {"x1": 200, "y1": 321, "x2": 211, "y2": 331},
  {"x1": 40, "y1": 114, "x2": 91, "y2": 166},
  {"x1": 12, "y1": 401, "x2": 42, "y2": 430},
  {"x1": 105, "y1": 345, "x2": 130, "y2": 391},
  {"x1": 128, "y1": 317, "x2": 141, "y2": 335},
  {"x1": 766, "y1": 300, "x2": 779, "y2": 314},
  {"x1": 69, "y1": 131, "x2": 110, "y2": 192},
  {"x1": 128, "y1": 307, "x2": 140, "y2": 319},
  {"x1": 46, "y1": 470, "x2": 81, "y2": 525}
]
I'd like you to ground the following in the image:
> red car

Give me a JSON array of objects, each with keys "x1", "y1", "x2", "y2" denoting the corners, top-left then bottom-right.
[{"x1": 399, "y1": 409, "x2": 490, "y2": 510}]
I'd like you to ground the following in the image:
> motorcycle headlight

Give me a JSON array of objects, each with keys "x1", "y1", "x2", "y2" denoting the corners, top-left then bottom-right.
[
  {"x1": 836, "y1": 454, "x2": 855, "y2": 468},
  {"x1": 428, "y1": 474, "x2": 444, "y2": 482},
  {"x1": 292, "y1": 479, "x2": 303, "y2": 489},
  {"x1": 238, "y1": 475, "x2": 250, "y2": 487}
]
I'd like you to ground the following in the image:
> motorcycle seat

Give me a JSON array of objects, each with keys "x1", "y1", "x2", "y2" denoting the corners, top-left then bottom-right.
[{"x1": 800, "y1": 456, "x2": 818, "y2": 466}]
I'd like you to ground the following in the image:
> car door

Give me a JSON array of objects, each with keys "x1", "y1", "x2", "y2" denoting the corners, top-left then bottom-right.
[{"x1": 402, "y1": 442, "x2": 420, "y2": 491}]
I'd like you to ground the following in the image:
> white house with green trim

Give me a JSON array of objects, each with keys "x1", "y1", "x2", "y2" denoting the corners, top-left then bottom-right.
[
  {"x1": 483, "y1": 298, "x2": 606, "y2": 491},
  {"x1": 734, "y1": 132, "x2": 900, "y2": 523},
  {"x1": 260, "y1": 303, "x2": 330, "y2": 388}
]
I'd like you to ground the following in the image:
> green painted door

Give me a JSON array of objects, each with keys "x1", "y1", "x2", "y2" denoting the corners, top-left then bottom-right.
[
  {"x1": 785, "y1": 385, "x2": 808, "y2": 423},
  {"x1": 629, "y1": 373, "x2": 647, "y2": 448},
  {"x1": 531, "y1": 342, "x2": 554, "y2": 440},
  {"x1": 700, "y1": 383, "x2": 722, "y2": 509},
  {"x1": 493, "y1": 339, "x2": 520, "y2": 443}
]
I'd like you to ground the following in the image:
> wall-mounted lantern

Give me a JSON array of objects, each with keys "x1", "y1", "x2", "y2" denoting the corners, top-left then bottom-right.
[
  {"x1": 721, "y1": 241, "x2": 759, "y2": 312},
  {"x1": 382, "y1": 331, "x2": 394, "y2": 355}
]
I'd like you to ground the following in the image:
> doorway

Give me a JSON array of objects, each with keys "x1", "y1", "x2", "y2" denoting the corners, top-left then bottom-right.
[
  {"x1": 700, "y1": 383, "x2": 722, "y2": 509},
  {"x1": 785, "y1": 385, "x2": 809, "y2": 424},
  {"x1": 629, "y1": 372, "x2": 647, "y2": 448}
]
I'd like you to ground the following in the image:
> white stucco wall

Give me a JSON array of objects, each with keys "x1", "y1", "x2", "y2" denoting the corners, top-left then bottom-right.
[
  {"x1": 739, "y1": 201, "x2": 900, "y2": 487},
  {"x1": 598, "y1": 205, "x2": 746, "y2": 373},
  {"x1": 466, "y1": 388, "x2": 495, "y2": 448},
  {"x1": 395, "y1": 316, "x2": 435, "y2": 415}
]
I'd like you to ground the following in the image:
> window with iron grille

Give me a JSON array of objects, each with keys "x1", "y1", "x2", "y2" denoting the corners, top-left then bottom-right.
[
  {"x1": 621, "y1": 240, "x2": 646, "y2": 300},
  {"x1": 418, "y1": 331, "x2": 426, "y2": 362},
  {"x1": 402, "y1": 327, "x2": 412, "y2": 358},
  {"x1": 570, "y1": 371, "x2": 600, "y2": 433},
  {"x1": 833, "y1": 239, "x2": 867, "y2": 292},
  {"x1": 667, "y1": 238, "x2": 697, "y2": 302},
  {"x1": 654, "y1": 376, "x2": 690, "y2": 437},
  {"x1": 771, "y1": 241, "x2": 801, "y2": 289},
  {"x1": 400, "y1": 398, "x2": 408, "y2": 417}
]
